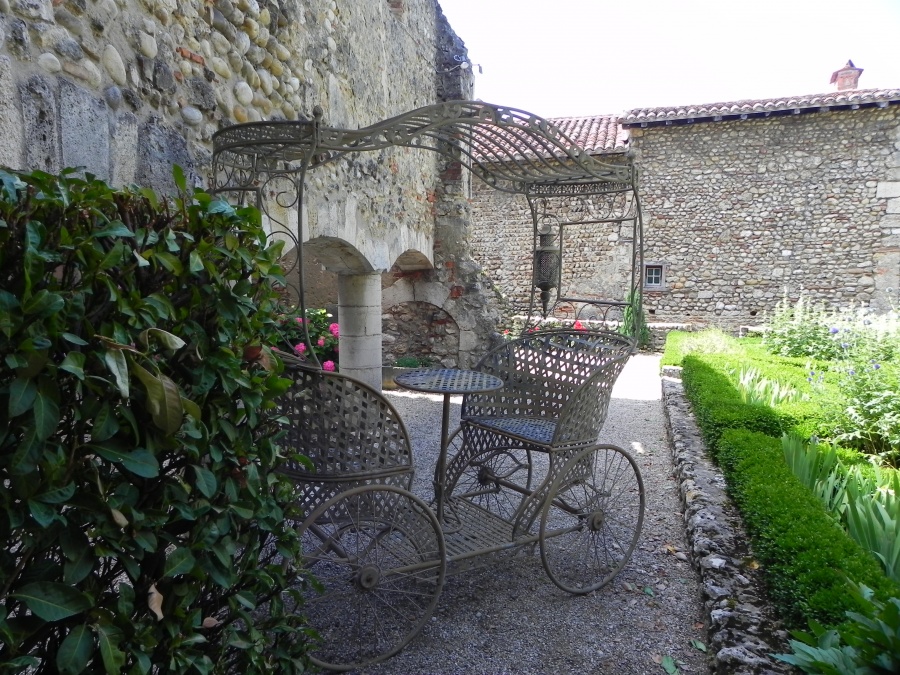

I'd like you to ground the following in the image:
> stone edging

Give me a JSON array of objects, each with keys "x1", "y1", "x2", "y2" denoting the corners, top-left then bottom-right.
[{"x1": 660, "y1": 368, "x2": 793, "y2": 674}]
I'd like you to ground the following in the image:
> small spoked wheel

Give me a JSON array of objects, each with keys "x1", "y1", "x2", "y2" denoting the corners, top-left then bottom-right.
[
  {"x1": 297, "y1": 485, "x2": 446, "y2": 671},
  {"x1": 444, "y1": 428, "x2": 533, "y2": 523},
  {"x1": 539, "y1": 444, "x2": 645, "y2": 594}
]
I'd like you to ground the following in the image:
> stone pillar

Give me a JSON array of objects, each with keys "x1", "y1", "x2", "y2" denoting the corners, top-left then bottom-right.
[{"x1": 338, "y1": 273, "x2": 383, "y2": 390}]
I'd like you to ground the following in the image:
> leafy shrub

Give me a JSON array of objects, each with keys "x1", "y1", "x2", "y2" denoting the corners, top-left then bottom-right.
[
  {"x1": 660, "y1": 328, "x2": 739, "y2": 367},
  {"x1": 764, "y1": 292, "x2": 843, "y2": 360},
  {"x1": 275, "y1": 307, "x2": 339, "y2": 371},
  {"x1": 834, "y1": 359, "x2": 900, "y2": 465},
  {"x1": 716, "y1": 430, "x2": 898, "y2": 628},
  {"x1": 0, "y1": 169, "x2": 312, "y2": 672},
  {"x1": 775, "y1": 583, "x2": 900, "y2": 674}
]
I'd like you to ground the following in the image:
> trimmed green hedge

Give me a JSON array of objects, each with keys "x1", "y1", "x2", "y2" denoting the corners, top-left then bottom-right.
[{"x1": 717, "y1": 430, "x2": 899, "y2": 628}]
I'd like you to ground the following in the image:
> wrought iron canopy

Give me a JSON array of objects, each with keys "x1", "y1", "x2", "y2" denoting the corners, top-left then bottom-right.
[
  {"x1": 212, "y1": 100, "x2": 635, "y2": 194},
  {"x1": 211, "y1": 100, "x2": 644, "y2": 345}
]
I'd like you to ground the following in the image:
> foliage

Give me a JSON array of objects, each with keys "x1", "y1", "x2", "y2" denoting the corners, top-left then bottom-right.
[
  {"x1": 392, "y1": 356, "x2": 433, "y2": 368},
  {"x1": 733, "y1": 367, "x2": 805, "y2": 407},
  {"x1": 0, "y1": 168, "x2": 312, "y2": 673},
  {"x1": 275, "y1": 306, "x2": 339, "y2": 371},
  {"x1": 763, "y1": 292, "x2": 844, "y2": 360},
  {"x1": 843, "y1": 465, "x2": 900, "y2": 584},
  {"x1": 781, "y1": 433, "x2": 847, "y2": 519},
  {"x1": 715, "y1": 430, "x2": 898, "y2": 628},
  {"x1": 834, "y1": 359, "x2": 900, "y2": 465},
  {"x1": 619, "y1": 289, "x2": 651, "y2": 348},
  {"x1": 660, "y1": 328, "x2": 740, "y2": 367},
  {"x1": 775, "y1": 583, "x2": 900, "y2": 674}
]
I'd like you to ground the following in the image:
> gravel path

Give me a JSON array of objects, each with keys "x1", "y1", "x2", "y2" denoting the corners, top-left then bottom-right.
[{"x1": 353, "y1": 353, "x2": 709, "y2": 675}]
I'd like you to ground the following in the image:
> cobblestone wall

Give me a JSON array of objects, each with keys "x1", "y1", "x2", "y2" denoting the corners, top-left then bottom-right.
[
  {"x1": 631, "y1": 107, "x2": 900, "y2": 329},
  {"x1": 470, "y1": 107, "x2": 900, "y2": 332},
  {"x1": 470, "y1": 154, "x2": 635, "y2": 318},
  {"x1": 0, "y1": 0, "x2": 458, "y2": 267}
]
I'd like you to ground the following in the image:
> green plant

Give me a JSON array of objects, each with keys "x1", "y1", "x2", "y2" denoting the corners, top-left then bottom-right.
[
  {"x1": 392, "y1": 356, "x2": 432, "y2": 368},
  {"x1": 843, "y1": 465, "x2": 900, "y2": 583},
  {"x1": 0, "y1": 168, "x2": 312, "y2": 672},
  {"x1": 715, "y1": 430, "x2": 898, "y2": 628},
  {"x1": 660, "y1": 328, "x2": 740, "y2": 367},
  {"x1": 781, "y1": 433, "x2": 847, "y2": 519},
  {"x1": 764, "y1": 291, "x2": 844, "y2": 360},
  {"x1": 834, "y1": 360, "x2": 900, "y2": 465},
  {"x1": 276, "y1": 307, "x2": 339, "y2": 370},
  {"x1": 620, "y1": 289, "x2": 650, "y2": 348},
  {"x1": 775, "y1": 583, "x2": 900, "y2": 674},
  {"x1": 734, "y1": 367, "x2": 805, "y2": 407}
]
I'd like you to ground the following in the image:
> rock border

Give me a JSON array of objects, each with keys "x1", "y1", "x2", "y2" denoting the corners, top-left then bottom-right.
[{"x1": 660, "y1": 368, "x2": 794, "y2": 674}]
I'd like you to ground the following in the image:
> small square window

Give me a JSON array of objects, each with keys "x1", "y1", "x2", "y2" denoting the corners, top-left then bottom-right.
[{"x1": 643, "y1": 263, "x2": 666, "y2": 290}]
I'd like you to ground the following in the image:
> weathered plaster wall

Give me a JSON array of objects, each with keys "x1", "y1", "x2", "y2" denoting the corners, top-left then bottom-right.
[{"x1": 630, "y1": 107, "x2": 900, "y2": 328}]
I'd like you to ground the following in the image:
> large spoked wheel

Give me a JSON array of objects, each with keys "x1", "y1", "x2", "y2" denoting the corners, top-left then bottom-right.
[
  {"x1": 539, "y1": 444, "x2": 645, "y2": 594},
  {"x1": 444, "y1": 428, "x2": 533, "y2": 523},
  {"x1": 297, "y1": 485, "x2": 446, "y2": 671}
]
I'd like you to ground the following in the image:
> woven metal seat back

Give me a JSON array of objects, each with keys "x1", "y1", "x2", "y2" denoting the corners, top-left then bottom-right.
[
  {"x1": 277, "y1": 363, "x2": 413, "y2": 483},
  {"x1": 464, "y1": 329, "x2": 633, "y2": 448}
]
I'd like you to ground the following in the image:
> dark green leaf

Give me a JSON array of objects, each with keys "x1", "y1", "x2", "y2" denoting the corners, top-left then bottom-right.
[
  {"x1": 155, "y1": 251, "x2": 183, "y2": 275},
  {"x1": 22, "y1": 290, "x2": 65, "y2": 318},
  {"x1": 33, "y1": 387, "x2": 61, "y2": 440},
  {"x1": 131, "y1": 362, "x2": 183, "y2": 435},
  {"x1": 8, "y1": 377, "x2": 37, "y2": 417},
  {"x1": 164, "y1": 547, "x2": 196, "y2": 577},
  {"x1": 138, "y1": 328, "x2": 186, "y2": 352},
  {"x1": 10, "y1": 427, "x2": 41, "y2": 475},
  {"x1": 60, "y1": 352, "x2": 86, "y2": 379},
  {"x1": 96, "y1": 623, "x2": 125, "y2": 674},
  {"x1": 189, "y1": 250, "x2": 204, "y2": 273},
  {"x1": 91, "y1": 403, "x2": 120, "y2": 443},
  {"x1": 98, "y1": 241, "x2": 126, "y2": 270},
  {"x1": 36, "y1": 483, "x2": 76, "y2": 504},
  {"x1": 193, "y1": 465, "x2": 217, "y2": 499},
  {"x1": 121, "y1": 449, "x2": 159, "y2": 478},
  {"x1": 93, "y1": 222, "x2": 133, "y2": 238},
  {"x1": 13, "y1": 582, "x2": 92, "y2": 621},
  {"x1": 57, "y1": 624, "x2": 94, "y2": 675},
  {"x1": 173, "y1": 164, "x2": 187, "y2": 192},
  {"x1": 28, "y1": 499, "x2": 62, "y2": 528},
  {"x1": 62, "y1": 332, "x2": 89, "y2": 346},
  {"x1": 104, "y1": 349, "x2": 129, "y2": 399}
]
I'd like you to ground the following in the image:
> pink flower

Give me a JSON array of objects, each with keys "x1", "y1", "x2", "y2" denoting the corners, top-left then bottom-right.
[
  {"x1": 573, "y1": 320, "x2": 585, "y2": 331},
  {"x1": 322, "y1": 360, "x2": 336, "y2": 371},
  {"x1": 294, "y1": 342, "x2": 306, "y2": 354},
  {"x1": 317, "y1": 337, "x2": 326, "y2": 347},
  {"x1": 329, "y1": 323, "x2": 340, "y2": 337},
  {"x1": 295, "y1": 317, "x2": 304, "y2": 324}
]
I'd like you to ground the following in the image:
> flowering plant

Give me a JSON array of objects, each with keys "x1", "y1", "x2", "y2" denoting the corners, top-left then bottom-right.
[{"x1": 275, "y1": 307, "x2": 339, "y2": 370}]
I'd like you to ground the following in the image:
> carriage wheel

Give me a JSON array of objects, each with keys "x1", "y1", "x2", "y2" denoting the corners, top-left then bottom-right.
[
  {"x1": 297, "y1": 485, "x2": 446, "y2": 671},
  {"x1": 539, "y1": 445, "x2": 645, "y2": 594},
  {"x1": 444, "y1": 428, "x2": 534, "y2": 523}
]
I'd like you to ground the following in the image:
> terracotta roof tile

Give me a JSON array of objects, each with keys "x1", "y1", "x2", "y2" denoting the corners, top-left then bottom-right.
[
  {"x1": 620, "y1": 88, "x2": 900, "y2": 126},
  {"x1": 548, "y1": 114, "x2": 628, "y2": 153}
]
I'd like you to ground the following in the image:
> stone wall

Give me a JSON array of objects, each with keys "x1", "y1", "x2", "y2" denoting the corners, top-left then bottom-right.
[
  {"x1": 0, "y1": 0, "x2": 459, "y2": 268},
  {"x1": 470, "y1": 154, "x2": 635, "y2": 318},
  {"x1": 631, "y1": 107, "x2": 900, "y2": 329},
  {"x1": 469, "y1": 106, "x2": 900, "y2": 333}
]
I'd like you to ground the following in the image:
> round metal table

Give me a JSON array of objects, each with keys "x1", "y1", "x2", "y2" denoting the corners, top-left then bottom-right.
[{"x1": 393, "y1": 368, "x2": 504, "y2": 524}]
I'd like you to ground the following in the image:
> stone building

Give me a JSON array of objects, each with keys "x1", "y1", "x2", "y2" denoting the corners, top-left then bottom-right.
[
  {"x1": 471, "y1": 76, "x2": 900, "y2": 333},
  {"x1": 0, "y1": 0, "x2": 504, "y2": 387}
]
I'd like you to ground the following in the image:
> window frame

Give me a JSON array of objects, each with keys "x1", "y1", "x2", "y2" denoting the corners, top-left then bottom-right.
[{"x1": 643, "y1": 262, "x2": 667, "y2": 291}]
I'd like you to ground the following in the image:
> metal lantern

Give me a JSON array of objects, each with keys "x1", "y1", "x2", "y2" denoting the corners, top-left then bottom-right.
[{"x1": 533, "y1": 218, "x2": 560, "y2": 316}]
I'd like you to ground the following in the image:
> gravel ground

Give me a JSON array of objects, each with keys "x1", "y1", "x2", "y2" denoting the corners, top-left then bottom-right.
[{"x1": 351, "y1": 353, "x2": 709, "y2": 675}]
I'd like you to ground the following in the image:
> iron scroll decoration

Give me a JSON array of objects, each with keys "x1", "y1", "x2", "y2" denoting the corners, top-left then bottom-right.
[{"x1": 211, "y1": 101, "x2": 644, "y2": 355}]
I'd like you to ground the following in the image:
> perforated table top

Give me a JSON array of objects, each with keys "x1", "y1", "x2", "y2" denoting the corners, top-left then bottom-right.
[{"x1": 393, "y1": 369, "x2": 504, "y2": 396}]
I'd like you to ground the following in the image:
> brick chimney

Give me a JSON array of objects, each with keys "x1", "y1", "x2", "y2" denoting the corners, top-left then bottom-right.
[{"x1": 830, "y1": 60, "x2": 863, "y2": 91}]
